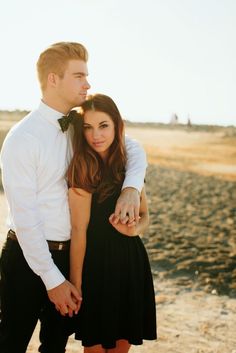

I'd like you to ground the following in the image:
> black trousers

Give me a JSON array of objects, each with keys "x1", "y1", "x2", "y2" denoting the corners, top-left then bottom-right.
[{"x1": 0, "y1": 237, "x2": 75, "y2": 353}]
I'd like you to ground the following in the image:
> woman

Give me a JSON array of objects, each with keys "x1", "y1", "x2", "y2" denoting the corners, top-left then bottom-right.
[{"x1": 67, "y1": 94, "x2": 157, "y2": 353}]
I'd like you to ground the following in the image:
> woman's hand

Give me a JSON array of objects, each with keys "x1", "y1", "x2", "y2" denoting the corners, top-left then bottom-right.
[
  {"x1": 109, "y1": 213, "x2": 137, "y2": 236},
  {"x1": 75, "y1": 286, "x2": 83, "y2": 314},
  {"x1": 73, "y1": 285, "x2": 83, "y2": 315},
  {"x1": 67, "y1": 280, "x2": 83, "y2": 316}
]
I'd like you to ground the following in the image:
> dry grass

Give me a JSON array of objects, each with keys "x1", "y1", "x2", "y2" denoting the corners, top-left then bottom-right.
[{"x1": 126, "y1": 127, "x2": 236, "y2": 181}]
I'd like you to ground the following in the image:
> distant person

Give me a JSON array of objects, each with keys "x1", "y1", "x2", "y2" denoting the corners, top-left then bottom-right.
[
  {"x1": 170, "y1": 113, "x2": 178, "y2": 125},
  {"x1": 68, "y1": 94, "x2": 157, "y2": 353},
  {"x1": 187, "y1": 117, "x2": 192, "y2": 127},
  {"x1": 0, "y1": 42, "x2": 147, "y2": 353}
]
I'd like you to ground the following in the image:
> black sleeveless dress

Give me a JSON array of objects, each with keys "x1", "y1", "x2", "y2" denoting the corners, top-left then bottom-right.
[{"x1": 74, "y1": 190, "x2": 157, "y2": 349}]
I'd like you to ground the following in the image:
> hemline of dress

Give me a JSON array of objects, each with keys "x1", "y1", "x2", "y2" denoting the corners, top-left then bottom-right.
[{"x1": 74, "y1": 334, "x2": 158, "y2": 349}]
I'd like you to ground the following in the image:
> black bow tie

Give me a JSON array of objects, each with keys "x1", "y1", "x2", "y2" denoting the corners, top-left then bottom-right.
[{"x1": 58, "y1": 111, "x2": 77, "y2": 132}]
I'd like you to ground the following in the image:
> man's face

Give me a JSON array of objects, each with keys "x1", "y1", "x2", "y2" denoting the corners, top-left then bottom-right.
[{"x1": 56, "y1": 59, "x2": 90, "y2": 110}]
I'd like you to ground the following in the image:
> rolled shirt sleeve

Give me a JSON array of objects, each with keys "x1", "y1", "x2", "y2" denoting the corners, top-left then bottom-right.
[
  {"x1": 123, "y1": 135, "x2": 148, "y2": 193},
  {"x1": 0, "y1": 132, "x2": 65, "y2": 290}
]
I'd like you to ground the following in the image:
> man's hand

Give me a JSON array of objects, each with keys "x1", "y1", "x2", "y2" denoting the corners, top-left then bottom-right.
[
  {"x1": 47, "y1": 280, "x2": 82, "y2": 317},
  {"x1": 113, "y1": 187, "x2": 140, "y2": 225}
]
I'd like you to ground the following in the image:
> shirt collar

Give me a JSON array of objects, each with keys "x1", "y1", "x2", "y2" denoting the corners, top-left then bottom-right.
[{"x1": 37, "y1": 100, "x2": 64, "y2": 130}]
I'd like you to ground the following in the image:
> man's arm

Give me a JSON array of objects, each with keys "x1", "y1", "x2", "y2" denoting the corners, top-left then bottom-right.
[
  {"x1": 0, "y1": 133, "x2": 79, "y2": 315},
  {"x1": 114, "y1": 135, "x2": 147, "y2": 224}
]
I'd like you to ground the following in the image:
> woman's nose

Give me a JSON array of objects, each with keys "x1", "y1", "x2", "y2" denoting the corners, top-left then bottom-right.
[{"x1": 92, "y1": 129, "x2": 100, "y2": 139}]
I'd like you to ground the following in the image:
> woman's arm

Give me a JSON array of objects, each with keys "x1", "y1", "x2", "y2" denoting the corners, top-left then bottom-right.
[
  {"x1": 68, "y1": 188, "x2": 92, "y2": 310},
  {"x1": 109, "y1": 186, "x2": 149, "y2": 236}
]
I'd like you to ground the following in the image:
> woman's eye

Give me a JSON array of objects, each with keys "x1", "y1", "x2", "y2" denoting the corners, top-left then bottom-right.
[
  {"x1": 83, "y1": 126, "x2": 91, "y2": 130},
  {"x1": 100, "y1": 124, "x2": 108, "y2": 129}
]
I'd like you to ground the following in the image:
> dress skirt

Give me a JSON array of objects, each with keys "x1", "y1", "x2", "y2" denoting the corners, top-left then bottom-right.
[{"x1": 74, "y1": 192, "x2": 157, "y2": 349}]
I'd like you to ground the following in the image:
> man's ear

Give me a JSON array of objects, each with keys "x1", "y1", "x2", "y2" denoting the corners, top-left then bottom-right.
[{"x1": 47, "y1": 72, "x2": 58, "y2": 87}]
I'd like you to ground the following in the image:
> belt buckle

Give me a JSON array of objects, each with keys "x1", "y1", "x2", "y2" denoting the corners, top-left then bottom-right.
[{"x1": 58, "y1": 243, "x2": 63, "y2": 250}]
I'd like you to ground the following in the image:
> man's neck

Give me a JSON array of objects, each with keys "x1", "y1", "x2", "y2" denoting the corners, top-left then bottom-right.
[{"x1": 42, "y1": 95, "x2": 71, "y2": 115}]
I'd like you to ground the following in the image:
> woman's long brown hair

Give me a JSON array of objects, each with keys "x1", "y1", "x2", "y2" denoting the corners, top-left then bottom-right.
[{"x1": 67, "y1": 94, "x2": 127, "y2": 202}]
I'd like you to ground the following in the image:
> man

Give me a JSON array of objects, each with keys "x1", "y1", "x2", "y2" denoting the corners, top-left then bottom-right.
[{"x1": 0, "y1": 42, "x2": 147, "y2": 353}]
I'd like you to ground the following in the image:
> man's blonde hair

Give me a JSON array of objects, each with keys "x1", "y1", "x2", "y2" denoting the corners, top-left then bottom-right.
[{"x1": 37, "y1": 42, "x2": 88, "y2": 92}]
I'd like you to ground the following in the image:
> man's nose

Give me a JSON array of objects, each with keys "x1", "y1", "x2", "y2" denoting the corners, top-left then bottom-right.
[{"x1": 84, "y1": 79, "x2": 91, "y2": 90}]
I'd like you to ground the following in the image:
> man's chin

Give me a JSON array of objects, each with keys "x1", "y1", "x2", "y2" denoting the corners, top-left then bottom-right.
[{"x1": 79, "y1": 94, "x2": 87, "y2": 102}]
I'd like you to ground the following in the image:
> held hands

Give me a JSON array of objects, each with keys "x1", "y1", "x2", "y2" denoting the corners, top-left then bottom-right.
[
  {"x1": 47, "y1": 280, "x2": 82, "y2": 317},
  {"x1": 66, "y1": 285, "x2": 82, "y2": 317},
  {"x1": 109, "y1": 213, "x2": 138, "y2": 236},
  {"x1": 113, "y1": 187, "x2": 140, "y2": 226}
]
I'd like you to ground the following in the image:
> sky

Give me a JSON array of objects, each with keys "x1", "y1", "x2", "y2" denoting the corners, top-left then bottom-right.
[{"x1": 0, "y1": 0, "x2": 235, "y2": 126}]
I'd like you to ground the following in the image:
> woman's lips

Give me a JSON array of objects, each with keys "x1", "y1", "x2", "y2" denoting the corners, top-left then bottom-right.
[{"x1": 92, "y1": 141, "x2": 105, "y2": 147}]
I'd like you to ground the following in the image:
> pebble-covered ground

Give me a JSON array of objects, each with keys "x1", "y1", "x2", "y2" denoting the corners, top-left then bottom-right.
[{"x1": 145, "y1": 164, "x2": 236, "y2": 297}]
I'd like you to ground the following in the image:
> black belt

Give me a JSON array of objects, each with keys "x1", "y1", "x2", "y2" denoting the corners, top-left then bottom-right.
[{"x1": 7, "y1": 229, "x2": 70, "y2": 251}]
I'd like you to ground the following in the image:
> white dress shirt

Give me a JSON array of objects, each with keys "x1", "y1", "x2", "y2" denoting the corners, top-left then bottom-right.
[{"x1": 0, "y1": 101, "x2": 147, "y2": 290}]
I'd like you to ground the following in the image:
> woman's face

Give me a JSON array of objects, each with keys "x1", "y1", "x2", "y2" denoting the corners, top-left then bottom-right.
[{"x1": 83, "y1": 110, "x2": 115, "y2": 160}]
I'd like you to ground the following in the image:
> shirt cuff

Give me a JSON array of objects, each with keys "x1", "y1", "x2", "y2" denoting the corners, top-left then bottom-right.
[
  {"x1": 121, "y1": 174, "x2": 144, "y2": 193},
  {"x1": 41, "y1": 266, "x2": 66, "y2": 290}
]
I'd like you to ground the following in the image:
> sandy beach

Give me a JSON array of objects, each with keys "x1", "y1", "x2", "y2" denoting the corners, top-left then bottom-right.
[{"x1": 0, "y1": 122, "x2": 236, "y2": 352}]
